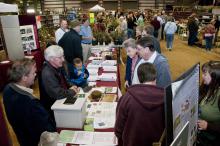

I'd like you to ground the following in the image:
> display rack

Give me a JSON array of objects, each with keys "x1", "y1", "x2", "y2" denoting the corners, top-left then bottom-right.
[{"x1": 38, "y1": 14, "x2": 66, "y2": 28}]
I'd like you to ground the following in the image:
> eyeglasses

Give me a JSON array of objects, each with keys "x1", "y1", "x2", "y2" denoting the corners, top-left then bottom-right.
[{"x1": 54, "y1": 55, "x2": 64, "y2": 60}]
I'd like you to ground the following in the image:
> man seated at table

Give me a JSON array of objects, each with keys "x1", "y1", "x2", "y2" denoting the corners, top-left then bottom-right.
[
  {"x1": 115, "y1": 62, "x2": 165, "y2": 146},
  {"x1": 40, "y1": 45, "x2": 79, "y2": 117},
  {"x1": 3, "y1": 58, "x2": 56, "y2": 146}
]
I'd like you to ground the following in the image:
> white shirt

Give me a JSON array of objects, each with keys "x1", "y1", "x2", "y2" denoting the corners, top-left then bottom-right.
[
  {"x1": 15, "y1": 84, "x2": 33, "y2": 95},
  {"x1": 132, "y1": 51, "x2": 157, "y2": 85},
  {"x1": 157, "y1": 16, "x2": 164, "y2": 25},
  {"x1": 55, "y1": 28, "x2": 68, "y2": 43}
]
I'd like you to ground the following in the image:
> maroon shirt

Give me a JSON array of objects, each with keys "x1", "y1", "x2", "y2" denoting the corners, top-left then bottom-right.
[{"x1": 115, "y1": 84, "x2": 165, "y2": 146}]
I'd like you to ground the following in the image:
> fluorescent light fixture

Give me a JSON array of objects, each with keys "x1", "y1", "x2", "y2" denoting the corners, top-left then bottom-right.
[{"x1": 27, "y1": 8, "x2": 35, "y2": 13}]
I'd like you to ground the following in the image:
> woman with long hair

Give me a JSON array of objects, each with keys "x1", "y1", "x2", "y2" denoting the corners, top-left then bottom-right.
[{"x1": 197, "y1": 61, "x2": 220, "y2": 146}]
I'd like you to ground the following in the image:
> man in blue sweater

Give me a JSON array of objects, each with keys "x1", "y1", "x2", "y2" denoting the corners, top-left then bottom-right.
[{"x1": 3, "y1": 58, "x2": 56, "y2": 146}]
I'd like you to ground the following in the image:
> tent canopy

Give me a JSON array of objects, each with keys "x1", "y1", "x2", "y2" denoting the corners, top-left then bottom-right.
[
  {"x1": 89, "y1": 4, "x2": 105, "y2": 12},
  {"x1": 0, "y1": 2, "x2": 18, "y2": 13}
]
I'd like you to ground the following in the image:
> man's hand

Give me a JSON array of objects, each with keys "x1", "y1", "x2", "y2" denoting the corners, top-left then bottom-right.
[
  {"x1": 70, "y1": 85, "x2": 80, "y2": 93},
  {"x1": 124, "y1": 80, "x2": 129, "y2": 88}
]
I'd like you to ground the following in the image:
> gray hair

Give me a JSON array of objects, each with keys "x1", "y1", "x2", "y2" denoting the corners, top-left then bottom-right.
[
  {"x1": 122, "y1": 38, "x2": 136, "y2": 50},
  {"x1": 44, "y1": 45, "x2": 64, "y2": 61},
  {"x1": 8, "y1": 58, "x2": 36, "y2": 83}
]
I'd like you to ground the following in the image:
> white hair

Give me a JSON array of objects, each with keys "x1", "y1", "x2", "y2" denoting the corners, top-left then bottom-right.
[{"x1": 44, "y1": 45, "x2": 64, "y2": 61}]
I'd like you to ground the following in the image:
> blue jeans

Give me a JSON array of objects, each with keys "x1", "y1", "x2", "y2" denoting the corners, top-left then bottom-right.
[
  {"x1": 127, "y1": 28, "x2": 134, "y2": 38},
  {"x1": 166, "y1": 34, "x2": 174, "y2": 49},
  {"x1": 205, "y1": 36, "x2": 213, "y2": 51}
]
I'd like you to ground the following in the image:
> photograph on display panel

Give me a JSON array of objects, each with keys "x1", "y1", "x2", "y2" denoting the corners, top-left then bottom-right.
[{"x1": 20, "y1": 25, "x2": 37, "y2": 51}]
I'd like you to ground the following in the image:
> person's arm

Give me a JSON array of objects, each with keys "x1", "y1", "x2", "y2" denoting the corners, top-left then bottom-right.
[
  {"x1": 125, "y1": 56, "x2": 132, "y2": 80},
  {"x1": 164, "y1": 23, "x2": 168, "y2": 33},
  {"x1": 156, "y1": 61, "x2": 172, "y2": 88},
  {"x1": 42, "y1": 69, "x2": 76, "y2": 100},
  {"x1": 27, "y1": 99, "x2": 56, "y2": 144},
  {"x1": 84, "y1": 68, "x2": 89, "y2": 79}
]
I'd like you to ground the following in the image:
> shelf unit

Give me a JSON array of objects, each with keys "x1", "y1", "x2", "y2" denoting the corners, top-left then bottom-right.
[{"x1": 39, "y1": 14, "x2": 66, "y2": 28}]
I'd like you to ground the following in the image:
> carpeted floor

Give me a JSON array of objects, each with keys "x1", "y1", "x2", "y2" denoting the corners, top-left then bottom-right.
[{"x1": 1, "y1": 35, "x2": 220, "y2": 146}]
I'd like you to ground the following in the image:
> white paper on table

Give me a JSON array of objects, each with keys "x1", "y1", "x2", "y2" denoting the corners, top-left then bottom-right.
[
  {"x1": 91, "y1": 60, "x2": 104, "y2": 65},
  {"x1": 92, "y1": 132, "x2": 117, "y2": 145},
  {"x1": 57, "y1": 143, "x2": 65, "y2": 146},
  {"x1": 72, "y1": 131, "x2": 93, "y2": 145},
  {"x1": 88, "y1": 68, "x2": 99, "y2": 75},
  {"x1": 99, "y1": 73, "x2": 117, "y2": 81},
  {"x1": 102, "y1": 66, "x2": 117, "y2": 72},
  {"x1": 88, "y1": 56, "x2": 103, "y2": 61},
  {"x1": 101, "y1": 60, "x2": 117, "y2": 66},
  {"x1": 88, "y1": 82, "x2": 96, "y2": 86},
  {"x1": 88, "y1": 75, "x2": 99, "y2": 82},
  {"x1": 93, "y1": 117, "x2": 116, "y2": 129},
  {"x1": 86, "y1": 102, "x2": 117, "y2": 129},
  {"x1": 87, "y1": 63, "x2": 101, "y2": 69}
]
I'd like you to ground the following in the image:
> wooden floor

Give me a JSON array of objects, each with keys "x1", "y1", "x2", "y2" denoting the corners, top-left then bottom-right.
[{"x1": 1, "y1": 35, "x2": 220, "y2": 146}]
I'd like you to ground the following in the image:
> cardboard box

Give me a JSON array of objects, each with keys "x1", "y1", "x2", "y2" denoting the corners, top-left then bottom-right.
[{"x1": 51, "y1": 98, "x2": 86, "y2": 128}]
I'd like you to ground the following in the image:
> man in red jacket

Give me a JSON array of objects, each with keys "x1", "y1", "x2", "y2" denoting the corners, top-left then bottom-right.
[{"x1": 115, "y1": 62, "x2": 165, "y2": 146}]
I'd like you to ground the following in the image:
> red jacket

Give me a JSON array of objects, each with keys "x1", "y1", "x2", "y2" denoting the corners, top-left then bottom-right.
[{"x1": 115, "y1": 84, "x2": 165, "y2": 146}]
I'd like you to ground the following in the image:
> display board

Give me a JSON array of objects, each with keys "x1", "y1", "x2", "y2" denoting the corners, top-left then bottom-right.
[
  {"x1": 165, "y1": 63, "x2": 200, "y2": 146},
  {"x1": 20, "y1": 25, "x2": 37, "y2": 51}
]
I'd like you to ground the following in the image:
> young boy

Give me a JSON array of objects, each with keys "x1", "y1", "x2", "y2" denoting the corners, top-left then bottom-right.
[{"x1": 66, "y1": 58, "x2": 89, "y2": 87}]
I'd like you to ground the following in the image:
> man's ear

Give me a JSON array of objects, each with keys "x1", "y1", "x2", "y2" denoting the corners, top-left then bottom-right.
[{"x1": 22, "y1": 75, "x2": 28, "y2": 82}]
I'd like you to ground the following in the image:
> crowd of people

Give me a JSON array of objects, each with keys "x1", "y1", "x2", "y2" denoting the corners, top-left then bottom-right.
[{"x1": 1, "y1": 9, "x2": 220, "y2": 146}]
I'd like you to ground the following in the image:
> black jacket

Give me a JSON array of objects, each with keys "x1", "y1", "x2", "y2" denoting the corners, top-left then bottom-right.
[
  {"x1": 40, "y1": 62, "x2": 76, "y2": 114},
  {"x1": 3, "y1": 83, "x2": 56, "y2": 146},
  {"x1": 58, "y1": 28, "x2": 83, "y2": 63}
]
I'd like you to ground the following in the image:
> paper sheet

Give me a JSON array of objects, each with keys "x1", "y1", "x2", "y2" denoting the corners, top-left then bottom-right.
[
  {"x1": 102, "y1": 66, "x2": 117, "y2": 72},
  {"x1": 86, "y1": 102, "x2": 117, "y2": 129},
  {"x1": 99, "y1": 73, "x2": 117, "y2": 81},
  {"x1": 59, "y1": 130, "x2": 117, "y2": 145},
  {"x1": 101, "y1": 60, "x2": 117, "y2": 66}
]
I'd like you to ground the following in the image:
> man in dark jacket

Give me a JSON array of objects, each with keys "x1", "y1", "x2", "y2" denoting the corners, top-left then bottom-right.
[
  {"x1": 58, "y1": 20, "x2": 83, "y2": 63},
  {"x1": 40, "y1": 45, "x2": 79, "y2": 117},
  {"x1": 115, "y1": 62, "x2": 165, "y2": 146},
  {"x1": 3, "y1": 58, "x2": 56, "y2": 146},
  {"x1": 187, "y1": 14, "x2": 199, "y2": 46}
]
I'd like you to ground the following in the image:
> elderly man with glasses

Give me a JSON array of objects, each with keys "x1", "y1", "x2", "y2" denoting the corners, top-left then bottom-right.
[{"x1": 40, "y1": 45, "x2": 79, "y2": 118}]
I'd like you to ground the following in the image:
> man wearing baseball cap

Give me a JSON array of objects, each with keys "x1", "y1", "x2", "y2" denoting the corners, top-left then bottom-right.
[{"x1": 58, "y1": 19, "x2": 83, "y2": 63}]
